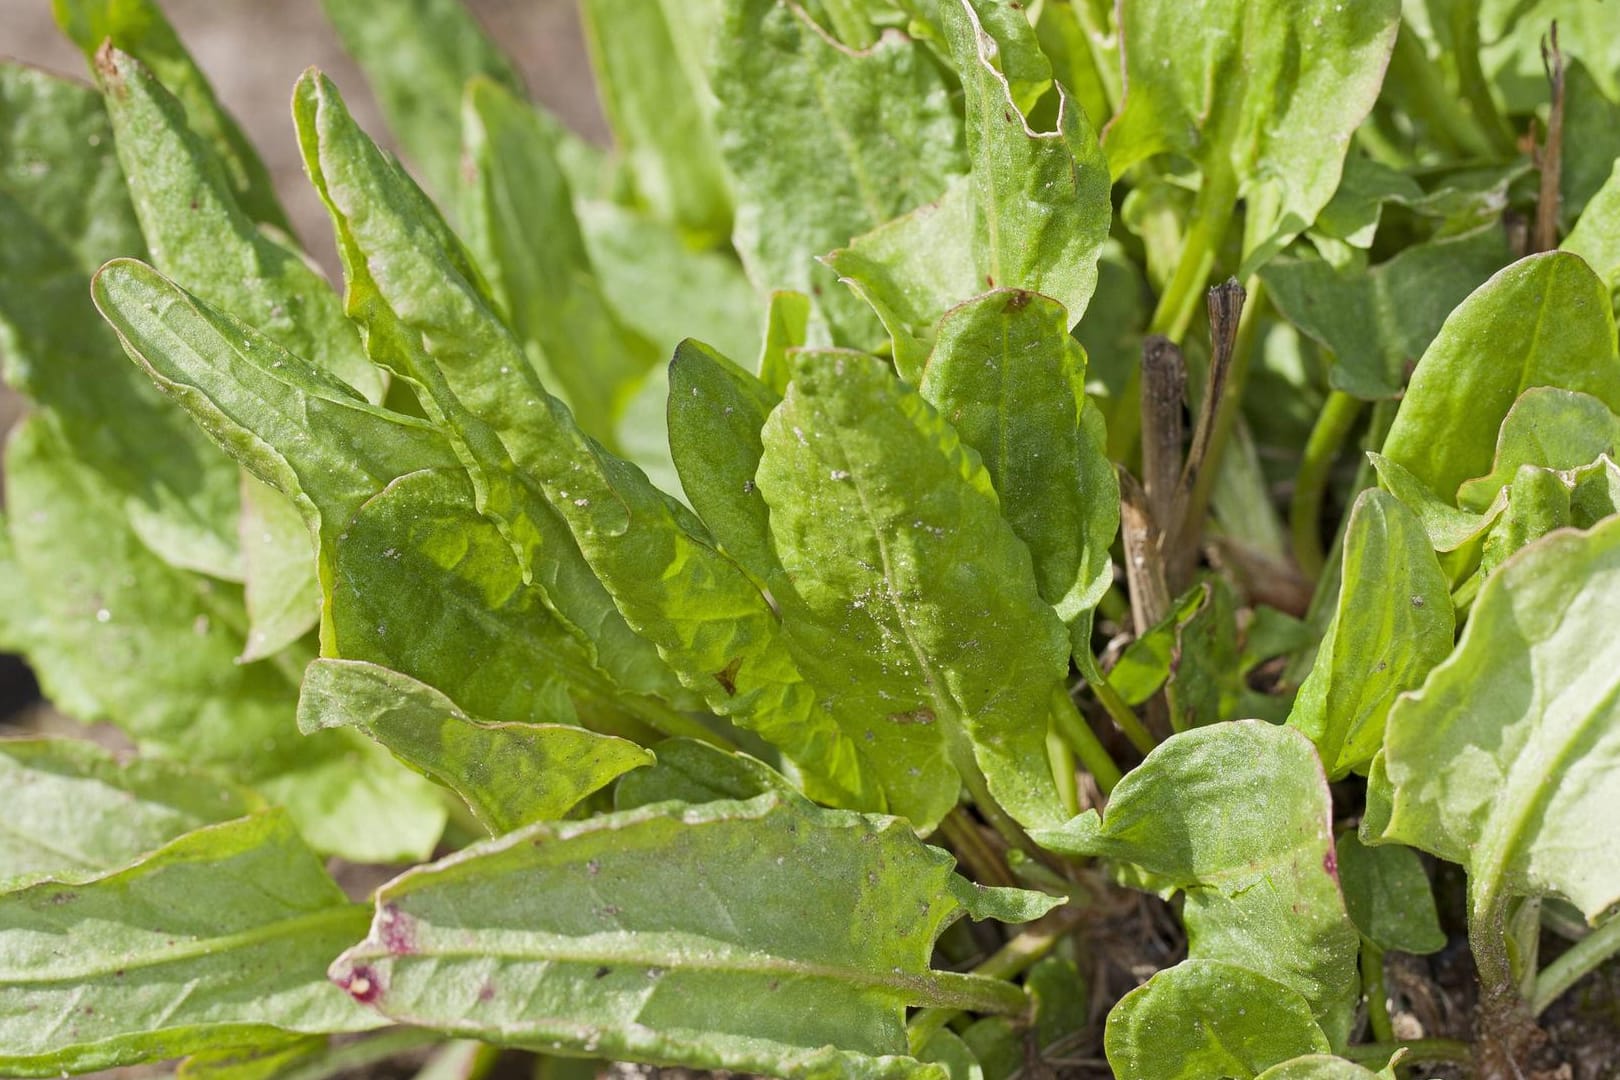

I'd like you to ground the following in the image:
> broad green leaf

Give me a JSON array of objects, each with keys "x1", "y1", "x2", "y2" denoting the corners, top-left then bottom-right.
[
  {"x1": 295, "y1": 71, "x2": 873, "y2": 808},
  {"x1": 0, "y1": 739, "x2": 259, "y2": 889},
  {"x1": 1262, "y1": 226, "x2": 1510, "y2": 400},
  {"x1": 52, "y1": 0, "x2": 290, "y2": 231},
  {"x1": 1255, "y1": 1056, "x2": 1394, "y2": 1079},
  {"x1": 329, "y1": 793, "x2": 1026, "y2": 1077},
  {"x1": 918, "y1": 289, "x2": 1117, "y2": 624},
  {"x1": 3, "y1": 415, "x2": 444, "y2": 863},
  {"x1": 1037, "y1": 722, "x2": 1361, "y2": 1047},
  {"x1": 1381, "y1": 252, "x2": 1620, "y2": 501},
  {"x1": 1335, "y1": 832, "x2": 1445, "y2": 955},
  {"x1": 91, "y1": 259, "x2": 460, "y2": 646},
  {"x1": 1378, "y1": 514, "x2": 1620, "y2": 924},
  {"x1": 1369, "y1": 452, "x2": 1505, "y2": 553},
  {"x1": 1102, "y1": 0, "x2": 1400, "y2": 270},
  {"x1": 581, "y1": 0, "x2": 732, "y2": 242},
  {"x1": 298, "y1": 659, "x2": 653, "y2": 834},
  {"x1": 1564, "y1": 159, "x2": 1620, "y2": 294},
  {"x1": 0, "y1": 811, "x2": 380, "y2": 1076},
  {"x1": 319, "y1": 0, "x2": 524, "y2": 204},
  {"x1": 0, "y1": 64, "x2": 241, "y2": 581},
  {"x1": 667, "y1": 339, "x2": 783, "y2": 585},
  {"x1": 459, "y1": 77, "x2": 659, "y2": 448},
  {"x1": 238, "y1": 474, "x2": 321, "y2": 661},
  {"x1": 614, "y1": 738, "x2": 794, "y2": 811},
  {"x1": 713, "y1": 0, "x2": 964, "y2": 347},
  {"x1": 826, "y1": 0, "x2": 1112, "y2": 357},
  {"x1": 576, "y1": 198, "x2": 764, "y2": 366},
  {"x1": 758, "y1": 349, "x2": 1070, "y2": 830},
  {"x1": 1457, "y1": 388, "x2": 1620, "y2": 511},
  {"x1": 1287, "y1": 491, "x2": 1455, "y2": 779},
  {"x1": 1104, "y1": 959, "x2": 1331, "y2": 1080}
]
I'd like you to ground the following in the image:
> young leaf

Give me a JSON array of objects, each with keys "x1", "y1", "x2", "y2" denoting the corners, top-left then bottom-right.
[
  {"x1": 1335, "y1": 833, "x2": 1445, "y2": 956},
  {"x1": 329, "y1": 793, "x2": 1027, "y2": 1076},
  {"x1": 0, "y1": 739, "x2": 259, "y2": 890},
  {"x1": 1104, "y1": 959, "x2": 1331, "y2": 1080},
  {"x1": 319, "y1": 0, "x2": 524, "y2": 205},
  {"x1": 758, "y1": 349, "x2": 1071, "y2": 830},
  {"x1": 1380, "y1": 253, "x2": 1620, "y2": 502},
  {"x1": 712, "y1": 0, "x2": 965, "y2": 347},
  {"x1": 1037, "y1": 722, "x2": 1361, "y2": 1047},
  {"x1": 52, "y1": 0, "x2": 291, "y2": 231},
  {"x1": 1377, "y1": 513, "x2": 1620, "y2": 925},
  {"x1": 0, "y1": 811, "x2": 381, "y2": 1077},
  {"x1": 1456, "y1": 387, "x2": 1620, "y2": 512},
  {"x1": 918, "y1": 289, "x2": 1117, "y2": 625},
  {"x1": 1287, "y1": 491, "x2": 1455, "y2": 780},
  {"x1": 298, "y1": 659, "x2": 654, "y2": 834},
  {"x1": 580, "y1": 0, "x2": 733, "y2": 243},
  {"x1": 1101, "y1": 0, "x2": 1400, "y2": 271},
  {"x1": 1369, "y1": 452, "x2": 1505, "y2": 554}
]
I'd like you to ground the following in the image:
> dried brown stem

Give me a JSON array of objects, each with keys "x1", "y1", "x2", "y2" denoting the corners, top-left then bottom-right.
[
  {"x1": 1118, "y1": 470, "x2": 1171, "y2": 637},
  {"x1": 1534, "y1": 21, "x2": 1565, "y2": 253},
  {"x1": 1140, "y1": 336, "x2": 1188, "y2": 541}
]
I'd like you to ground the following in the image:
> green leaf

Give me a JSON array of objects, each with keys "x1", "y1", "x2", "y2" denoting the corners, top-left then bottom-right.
[
  {"x1": 613, "y1": 738, "x2": 794, "y2": 811},
  {"x1": 1369, "y1": 452, "x2": 1505, "y2": 553},
  {"x1": 917, "y1": 289, "x2": 1117, "y2": 624},
  {"x1": 1559, "y1": 59, "x2": 1620, "y2": 233},
  {"x1": 713, "y1": 0, "x2": 964, "y2": 347},
  {"x1": 1310, "y1": 155, "x2": 1425, "y2": 251},
  {"x1": 459, "y1": 77, "x2": 660, "y2": 448},
  {"x1": 1377, "y1": 513, "x2": 1620, "y2": 924},
  {"x1": 298, "y1": 658, "x2": 654, "y2": 834},
  {"x1": 1036, "y1": 722, "x2": 1361, "y2": 1047},
  {"x1": 758, "y1": 349, "x2": 1070, "y2": 830},
  {"x1": 1380, "y1": 252, "x2": 1620, "y2": 502},
  {"x1": 948, "y1": 879, "x2": 1065, "y2": 924},
  {"x1": 319, "y1": 0, "x2": 523, "y2": 205},
  {"x1": 329, "y1": 793, "x2": 1025, "y2": 1077},
  {"x1": 238, "y1": 474, "x2": 321, "y2": 661},
  {"x1": 1255, "y1": 1056, "x2": 1393, "y2": 1080},
  {"x1": 0, "y1": 739, "x2": 259, "y2": 889},
  {"x1": 1335, "y1": 832, "x2": 1445, "y2": 956},
  {"x1": 0, "y1": 63, "x2": 242, "y2": 582},
  {"x1": 1104, "y1": 959, "x2": 1331, "y2": 1080},
  {"x1": 667, "y1": 338, "x2": 783, "y2": 585},
  {"x1": 826, "y1": 0, "x2": 1112, "y2": 359},
  {"x1": 1456, "y1": 387, "x2": 1620, "y2": 512},
  {"x1": 0, "y1": 812, "x2": 381, "y2": 1076},
  {"x1": 295, "y1": 70, "x2": 873, "y2": 807},
  {"x1": 1564, "y1": 159, "x2": 1620, "y2": 294},
  {"x1": 1287, "y1": 491, "x2": 1455, "y2": 780},
  {"x1": 1101, "y1": 0, "x2": 1400, "y2": 270},
  {"x1": 580, "y1": 0, "x2": 733, "y2": 242},
  {"x1": 1262, "y1": 226, "x2": 1510, "y2": 401},
  {"x1": 1480, "y1": 0, "x2": 1620, "y2": 111},
  {"x1": 52, "y1": 0, "x2": 290, "y2": 231}
]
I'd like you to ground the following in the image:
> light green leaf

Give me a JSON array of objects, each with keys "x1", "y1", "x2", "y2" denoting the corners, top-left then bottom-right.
[
  {"x1": 614, "y1": 738, "x2": 794, "y2": 811},
  {"x1": 1262, "y1": 226, "x2": 1510, "y2": 400},
  {"x1": 1378, "y1": 513, "x2": 1620, "y2": 924},
  {"x1": 0, "y1": 739, "x2": 259, "y2": 890},
  {"x1": 918, "y1": 289, "x2": 1117, "y2": 624},
  {"x1": 759, "y1": 349, "x2": 1070, "y2": 830},
  {"x1": 1287, "y1": 491, "x2": 1455, "y2": 780},
  {"x1": 1037, "y1": 722, "x2": 1361, "y2": 1047},
  {"x1": 948, "y1": 879, "x2": 1064, "y2": 924},
  {"x1": 329, "y1": 793, "x2": 1026, "y2": 1077},
  {"x1": 52, "y1": 0, "x2": 290, "y2": 231},
  {"x1": 1255, "y1": 1055, "x2": 1393, "y2": 1079},
  {"x1": 1104, "y1": 959, "x2": 1331, "y2": 1080},
  {"x1": 1381, "y1": 252, "x2": 1620, "y2": 502},
  {"x1": 298, "y1": 659, "x2": 653, "y2": 834},
  {"x1": 581, "y1": 0, "x2": 732, "y2": 242},
  {"x1": 320, "y1": 0, "x2": 523, "y2": 205},
  {"x1": 757, "y1": 288, "x2": 811, "y2": 395},
  {"x1": 0, "y1": 64, "x2": 241, "y2": 581},
  {"x1": 459, "y1": 77, "x2": 659, "y2": 447},
  {"x1": 0, "y1": 811, "x2": 381, "y2": 1077},
  {"x1": 238, "y1": 474, "x2": 320, "y2": 661},
  {"x1": 1370, "y1": 451, "x2": 1506, "y2": 553},
  {"x1": 667, "y1": 338, "x2": 784, "y2": 585},
  {"x1": 1103, "y1": 0, "x2": 1400, "y2": 270},
  {"x1": 176, "y1": 1037, "x2": 327, "y2": 1080},
  {"x1": 1335, "y1": 832, "x2": 1445, "y2": 956},
  {"x1": 1480, "y1": 0, "x2": 1620, "y2": 109},
  {"x1": 1570, "y1": 454, "x2": 1620, "y2": 524},
  {"x1": 713, "y1": 0, "x2": 965, "y2": 347},
  {"x1": 1564, "y1": 159, "x2": 1620, "y2": 294},
  {"x1": 1457, "y1": 388, "x2": 1620, "y2": 512},
  {"x1": 295, "y1": 70, "x2": 872, "y2": 808}
]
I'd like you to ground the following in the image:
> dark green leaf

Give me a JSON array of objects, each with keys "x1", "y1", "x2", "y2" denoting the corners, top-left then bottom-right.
[
  {"x1": 1564, "y1": 160, "x2": 1620, "y2": 294},
  {"x1": 1336, "y1": 832, "x2": 1445, "y2": 955},
  {"x1": 613, "y1": 738, "x2": 794, "y2": 811}
]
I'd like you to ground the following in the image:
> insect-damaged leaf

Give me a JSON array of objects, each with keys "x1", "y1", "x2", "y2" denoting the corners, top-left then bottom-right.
[
  {"x1": 1036, "y1": 722, "x2": 1360, "y2": 1048},
  {"x1": 299, "y1": 659, "x2": 653, "y2": 834},
  {"x1": 0, "y1": 811, "x2": 381, "y2": 1077},
  {"x1": 1375, "y1": 514, "x2": 1620, "y2": 925},
  {"x1": 329, "y1": 793, "x2": 1034, "y2": 1078}
]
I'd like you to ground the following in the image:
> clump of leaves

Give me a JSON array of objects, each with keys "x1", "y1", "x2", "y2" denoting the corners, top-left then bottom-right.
[{"x1": 2, "y1": 0, "x2": 1619, "y2": 1078}]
